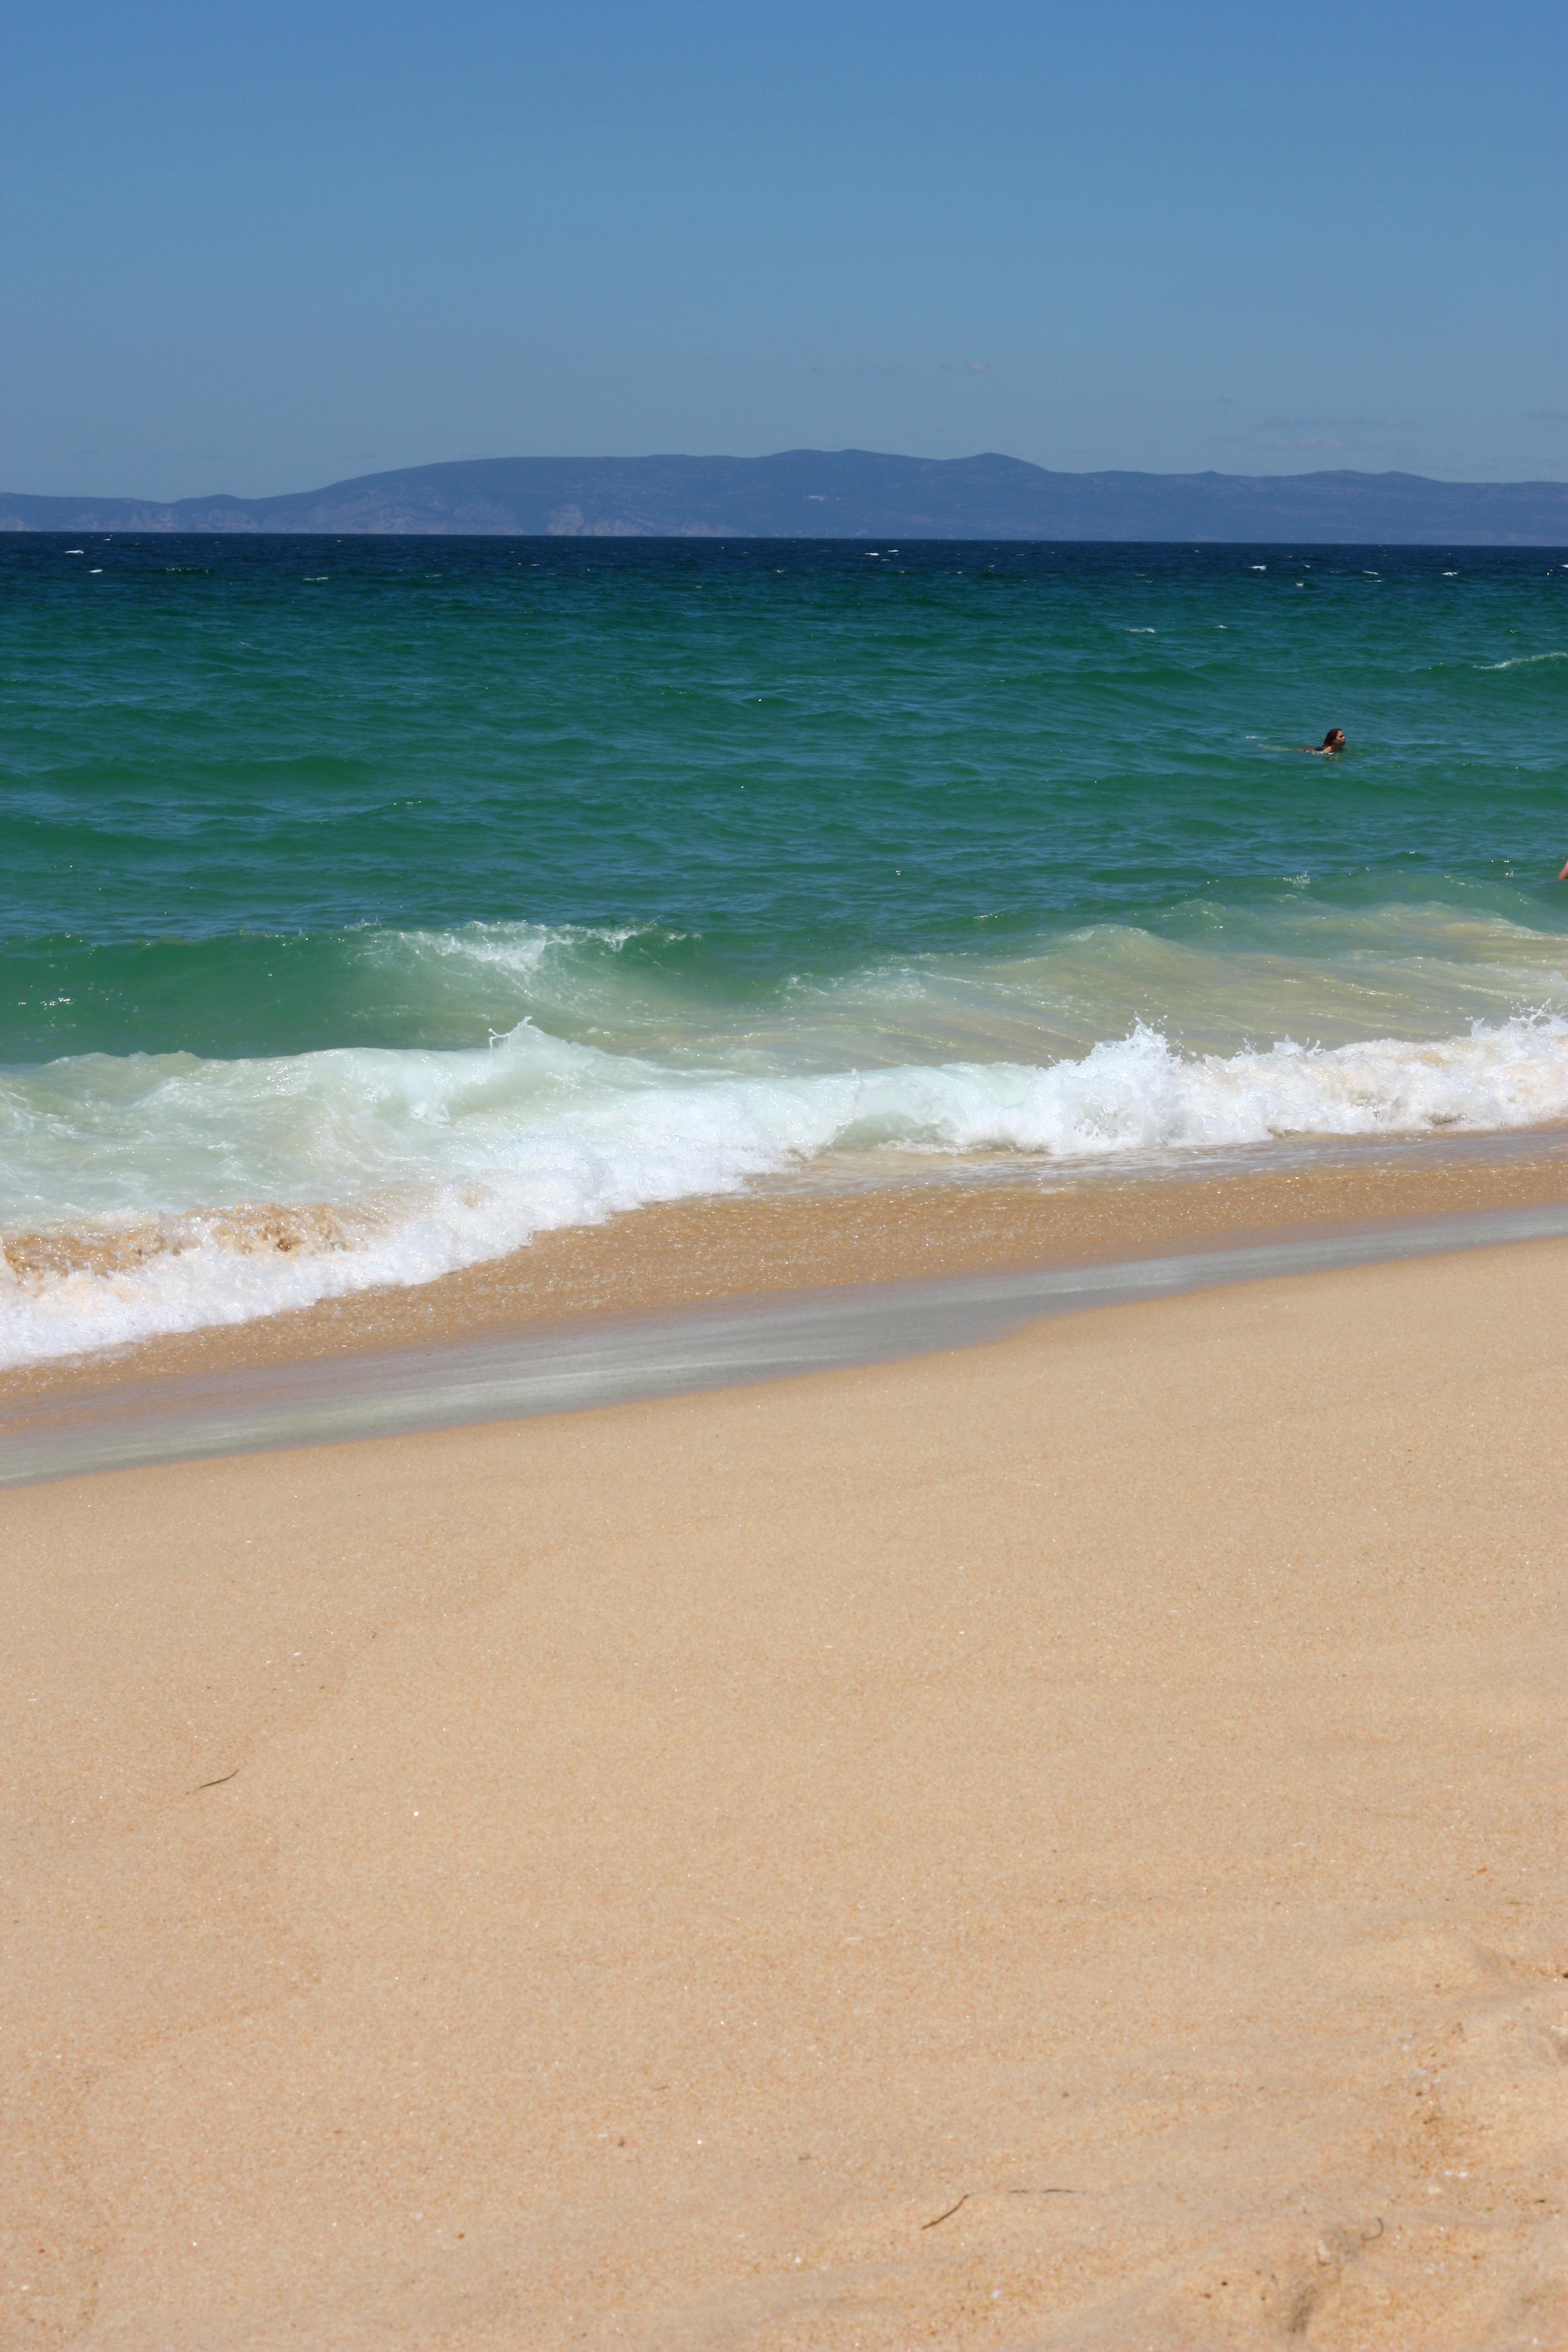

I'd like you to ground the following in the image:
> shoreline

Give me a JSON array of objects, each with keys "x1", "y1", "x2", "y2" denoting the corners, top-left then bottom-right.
[
  {"x1": 4, "y1": 1200, "x2": 1566, "y2": 1489},
  {"x1": 3, "y1": 1240, "x2": 1562, "y2": 2347},
  {"x1": 4, "y1": 1125, "x2": 1566, "y2": 1419}
]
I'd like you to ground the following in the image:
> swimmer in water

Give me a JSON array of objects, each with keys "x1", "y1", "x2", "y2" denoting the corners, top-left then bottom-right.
[
  {"x1": 1559, "y1": 856, "x2": 1568, "y2": 881},
  {"x1": 1302, "y1": 728, "x2": 1346, "y2": 756}
]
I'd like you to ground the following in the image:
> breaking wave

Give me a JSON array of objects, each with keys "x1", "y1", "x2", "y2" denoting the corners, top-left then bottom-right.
[{"x1": 3, "y1": 1012, "x2": 1565, "y2": 1366}]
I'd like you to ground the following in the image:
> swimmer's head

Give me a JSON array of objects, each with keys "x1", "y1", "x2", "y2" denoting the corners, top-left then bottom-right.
[{"x1": 1321, "y1": 728, "x2": 1346, "y2": 753}]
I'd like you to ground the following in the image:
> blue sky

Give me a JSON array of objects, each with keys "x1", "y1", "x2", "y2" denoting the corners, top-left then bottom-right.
[{"x1": 3, "y1": 0, "x2": 1562, "y2": 496}]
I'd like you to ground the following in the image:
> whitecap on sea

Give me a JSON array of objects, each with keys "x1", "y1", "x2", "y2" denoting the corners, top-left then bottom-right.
[{"x1": 2, "y1": 1012, "x2": 1566, "y2": 1366}]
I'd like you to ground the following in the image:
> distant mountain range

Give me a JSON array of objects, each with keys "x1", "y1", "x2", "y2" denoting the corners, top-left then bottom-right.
[{"x1": 3, "y1": 450, "x2": 1565, "y2": 543}]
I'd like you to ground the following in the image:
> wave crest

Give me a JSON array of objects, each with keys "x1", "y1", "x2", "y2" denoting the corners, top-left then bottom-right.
[{"x1": 2, "y1": 1015, "x2": 1564, "y2": 1367}]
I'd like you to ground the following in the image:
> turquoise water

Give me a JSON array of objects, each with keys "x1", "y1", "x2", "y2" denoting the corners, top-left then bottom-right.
[{"x1": 3, "y1": 535, "x2": 1566, "y2": 1361}]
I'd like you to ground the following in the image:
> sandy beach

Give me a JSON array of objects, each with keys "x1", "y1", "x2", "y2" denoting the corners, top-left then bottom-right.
[{"x1": 2, "y1": 1233, "x2": 1563, "y2": 2350}]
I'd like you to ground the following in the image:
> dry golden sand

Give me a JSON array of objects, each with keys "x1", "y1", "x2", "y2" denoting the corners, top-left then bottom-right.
[{"x1": 2, "y1": 1243, "x2": 1565, "y2": 2350}]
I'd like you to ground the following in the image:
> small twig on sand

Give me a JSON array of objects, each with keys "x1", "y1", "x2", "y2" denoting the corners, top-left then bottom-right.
[
  {"x1": 1007, "y1": 2187, "x2": 1081, "y2": 2196},
  {"x1": 193, "y1": 1770, "x2": 238, "y2": 1791},
  {"x1": 921, "y1": 2195, "x2": 969, "y2": 2230}
]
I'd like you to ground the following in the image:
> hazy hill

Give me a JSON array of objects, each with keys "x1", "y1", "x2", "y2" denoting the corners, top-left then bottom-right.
[{"x1": 3, "y1": 450, "x2": 1564, "y2": 543}]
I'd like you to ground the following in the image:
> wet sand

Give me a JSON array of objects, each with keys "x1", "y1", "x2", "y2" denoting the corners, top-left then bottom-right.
[
  {"x1": 2, "y1": 1238, "x2": 1564, "y2": 2349},
  {"x1": 6, "y1": 1127, "x2": 1566, "y2": 1412}
]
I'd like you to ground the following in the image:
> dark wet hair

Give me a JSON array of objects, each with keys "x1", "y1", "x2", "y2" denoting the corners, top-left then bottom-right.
[{"x1": 1322, "y1": 728, "x2": 1344, "y2": 748}]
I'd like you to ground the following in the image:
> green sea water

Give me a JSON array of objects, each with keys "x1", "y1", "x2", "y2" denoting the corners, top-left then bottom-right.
[{"x1": 2, "y1": 533, "x2": 1565, "y2": 1361}]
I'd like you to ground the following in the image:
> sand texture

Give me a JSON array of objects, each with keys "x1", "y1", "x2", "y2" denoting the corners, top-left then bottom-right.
[{"x1": 2, "y1": 1243, "x2": 1565, "y2": 2349}]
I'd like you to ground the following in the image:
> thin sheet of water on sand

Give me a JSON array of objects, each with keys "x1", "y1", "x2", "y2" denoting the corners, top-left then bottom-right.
[{"x1": 4, "y1": 1202, "x2": 1565, "y2": 1488}]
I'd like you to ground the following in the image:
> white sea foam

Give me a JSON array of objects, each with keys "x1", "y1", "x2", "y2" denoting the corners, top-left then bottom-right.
[{"x1": 2, "y1": 1014, "x2": 1565, "y2": 1366}]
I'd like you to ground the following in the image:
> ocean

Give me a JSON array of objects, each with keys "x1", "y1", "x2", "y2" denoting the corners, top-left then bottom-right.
[{"x1": 2, "y1": 533, "x2": 1565, "y2": 1367}]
